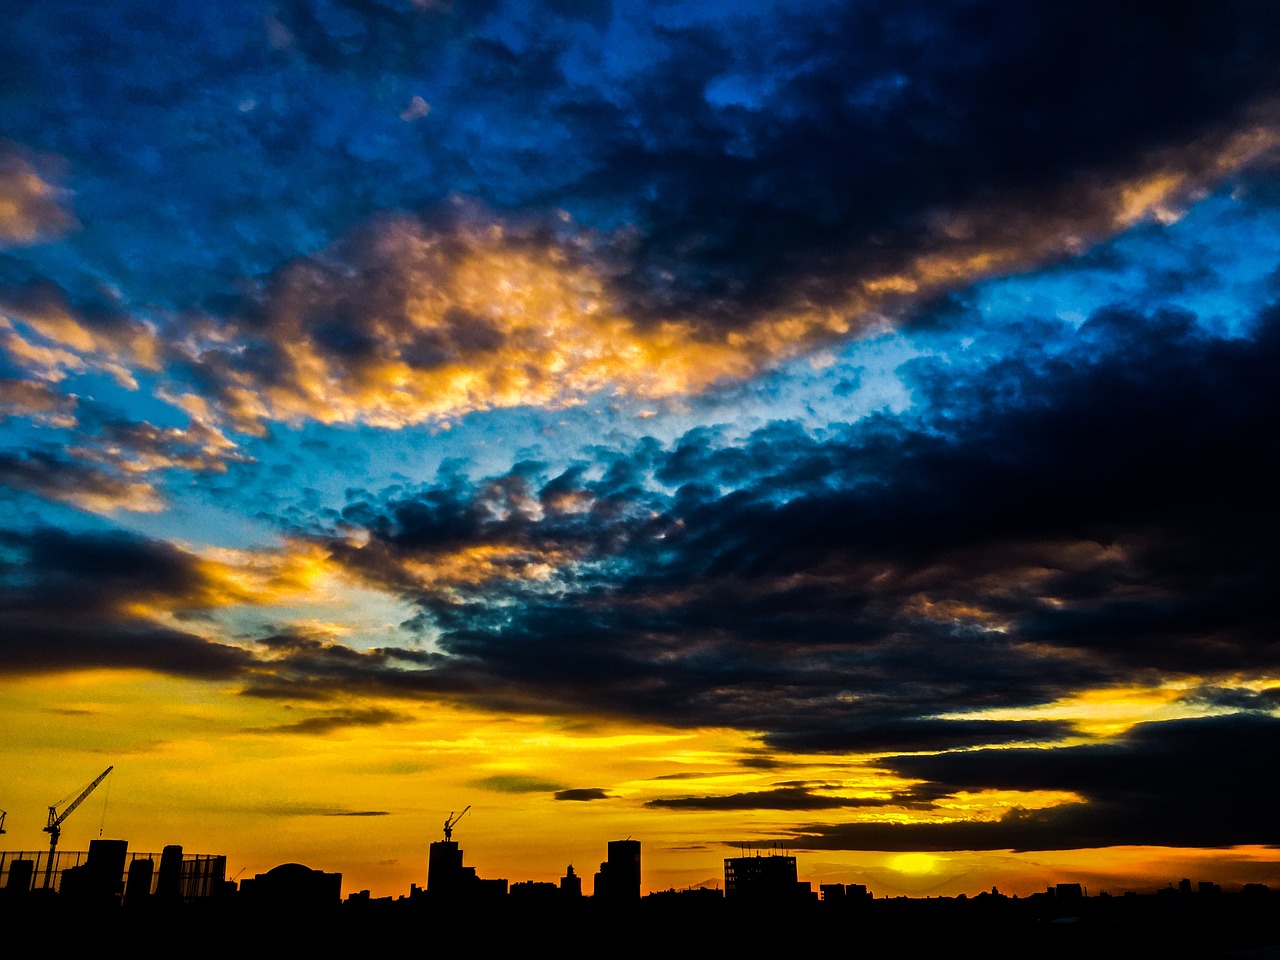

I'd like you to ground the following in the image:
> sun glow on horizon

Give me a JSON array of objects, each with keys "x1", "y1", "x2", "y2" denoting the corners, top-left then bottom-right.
[{"x1": 890, "y1": 852, "x2": 942, "y2": 876}]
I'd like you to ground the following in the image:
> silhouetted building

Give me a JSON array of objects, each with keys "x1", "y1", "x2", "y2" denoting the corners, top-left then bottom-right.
[
  {"x1": 5, "y1": 859, "x2": 34, "y2": 893},
  {"x1": 724, "y1": 854, "x2": 803, "y2": 902},
  {"x1": 594, "y1": 839, "x2": 641, "y2": 903},
  {"x1": 156, "y1": 844, "x2": 185, "y2": 900},
  {"x1": 426, "y1": 839, "x2": 507, "y2": 901},
  {"x1": 180, "y1": 852, "x2": 227, "y2": 899},
  {"x1": 60, "y1": 839, "x2": 128, "y2": 905},
  {"x1": 125, "y1": 858, "x2": 154, "y2": 906},
  {"x1": 561, "y1": 864, "x2": 582, "y2": 898},
  {"x1": 820, "y1": 882, "x2": 869, "y2": 903},
  {"x1": 510, "y1": 880, "x2": 560, "y2": 901},
  {"x1": 646, "y1": 885, "x2": 723, "y2": 904},
  {"x1": 427, "y1": 840, "x2": 465, "y2": 899},
  {"x1": 239, "y1": 862, "x2": 342, "y2": 909},
  {"x1": 0, "y1": 842, "x2": 224, "y2": 900},
  {"x1": 1055, "y1": 883, "x2": 1083, "y2": 900}
]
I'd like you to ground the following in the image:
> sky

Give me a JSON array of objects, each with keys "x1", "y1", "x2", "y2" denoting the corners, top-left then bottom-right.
[{"x1": 2, "y1": 0, "x2": 1279, "y2": 899}]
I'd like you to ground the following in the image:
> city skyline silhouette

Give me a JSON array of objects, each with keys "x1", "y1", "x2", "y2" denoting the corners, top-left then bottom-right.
[{"x1": 2, "y1": 828, "x2": 1277, "y2": 958}]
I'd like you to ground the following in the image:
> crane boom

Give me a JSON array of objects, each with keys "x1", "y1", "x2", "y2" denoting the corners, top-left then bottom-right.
[
  {"x1": 443, "y1": 804, "x2": 470, "y2": 842},
  {"x1": 42, "y1": 765, "x2": 113, "y2": 889}
]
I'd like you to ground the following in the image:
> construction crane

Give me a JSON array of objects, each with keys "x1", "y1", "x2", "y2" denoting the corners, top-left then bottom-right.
[
  {"x1": 442, "y1": 805, "x2": 470, "y2": 842},
  {"x1": 42, "y1": 765, "x2": 113, "y2": 889}
]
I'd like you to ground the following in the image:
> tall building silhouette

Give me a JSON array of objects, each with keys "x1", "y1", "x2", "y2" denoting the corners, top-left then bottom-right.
[
  {"x1": 426, "y1": 838, "x2": 507, "y2": 900},
  {"x1": 427, "y1": 840, "x2": 465, "y2": 899},
  {"x1": 724, "y1": 853, "x2": 801, "y2": 902},
  {"x1": 60, "y1": 838, "x2": 128, "y2": 905},
  {"x1": 156, "y1": 844, "x2": 184, "y2": 900},
  {"x1": 125, "y1": 858, "x2": 154, "y2": 907},
  {"x1": 594, "y1": 839, "x2": 641, "y2": 902},
  {"x1": 560, "y1": 863, "x2": 582, "y2": 898}
]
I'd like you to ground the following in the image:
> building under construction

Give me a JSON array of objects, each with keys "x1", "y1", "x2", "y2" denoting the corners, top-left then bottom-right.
[
  {"x1": 724, "y1": 853, "x2": 805, "y2": 902},
  {"x1": 425, "y1": 808, "x2": 507, "y2": 901},
  {"x1": 0, "y1": 840, "x2": 226, "y2": 902}
]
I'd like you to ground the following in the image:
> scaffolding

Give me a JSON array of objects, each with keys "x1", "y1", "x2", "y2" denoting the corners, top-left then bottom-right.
[{"x1": 0, "y1": 848, "x2": 226, "y2": 899}]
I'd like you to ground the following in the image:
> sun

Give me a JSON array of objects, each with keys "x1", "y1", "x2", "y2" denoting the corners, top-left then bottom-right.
[{"x1": 890, "y1": 853, "x2": 940, "y2": 876}]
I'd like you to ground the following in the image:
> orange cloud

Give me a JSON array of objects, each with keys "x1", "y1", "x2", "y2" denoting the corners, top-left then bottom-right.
[
  {"x1": 930, "y1": 679, "x2": 1270, "y2": 738},
  {"x1": 0, "y1": 449, "x2": 167, "y2": 514},
  {"x1": 0, "y1": 281, "x2": 160, "y2": 387},
  {"x1": 173, "y1": 208, "x2": 757, "y2": 434},
  {"x1": 0, "y1": 147, "x2": 77, "y2": 246},
  {"x1": 68, "y1": 417, "x2": 246, "y2": 477},
  {"x1": 166, "y1": 121, "x2": 1277, "y2": 435},
  {"x1": 4, "y1": 123, "x2": 1275, "y2": 443},
  {"x1": 0, "y1": 377, "x2": 78, "y2": 427}
]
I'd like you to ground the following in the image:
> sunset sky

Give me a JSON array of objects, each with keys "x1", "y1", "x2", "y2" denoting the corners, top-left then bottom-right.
[{"x1": 2, "y1": 0, "x2": 1279, "y2": 899}]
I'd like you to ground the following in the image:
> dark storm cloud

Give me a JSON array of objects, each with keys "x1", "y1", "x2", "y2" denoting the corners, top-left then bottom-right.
[
  {"x1": 6, "y1": 6, "x2": 1277, "y2": 830},
  {"x1": 645, "y1": 786, "x2": 899, "y2": 812},
  {"x1": 0, "y1": 524, "x2": 472, "y2": 695},
  {"x1": 0, "y1": 390, "x2": 250, "y2": 513},
  {"x1": 241, "y1": 801, "x2": 389, "y2": 817},
  {"x1": 1180, "y1": 685, "x2": 1280, "y2": 712},
  {"x1": 0, "y1": 276, "x2": 147, "y2": 351},
  {"x1": 114, "y1": 1, "x2": 1280, "y2": 433},
  {"x1": 319, "y1": 299, "x2": 1280, "y2": 756},
  {"x1": 572, "y1": 0, "x2": 1280, "y2": 322},
  {"x1": 471, "y1": 774, "x2": 565, "y2": 794},
  {"x1": 788, "y1": 715, "x2": 1280, "y2": 851},
  {"x1": 0, "y1": 447, "x2": 162, "y2": 513},
  {"x1": 0, "y1": 526, "x2": 253, "y2": 677},
  {"x1": 4, "y1": 0, "x2": 1277, "y2": 452},
  {"x1": 553, "y1": 788, "x2": 610, "y2": 802},
  {"x1": 4, "y1": 0, "x2": 1278, "y2": 336},
  {"x1": 254, "y1": 706, "x2": 412, "y2": 735},
  {"x1": 766, "y1": 721, "x2": 1076, "y2": 756}
]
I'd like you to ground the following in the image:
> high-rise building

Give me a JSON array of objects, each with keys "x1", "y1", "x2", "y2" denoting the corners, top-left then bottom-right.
[
  {"x1": 560, "y1": 864, "x2": 582, "y2": 898},
  {"x1": 156, "y1": 844, "x2": 184, "y2": 900},
  {"x1": 724, "y1": 854, "x2": 802, "y2": 902},
  {"x1": 58, "y1": 839, "x2": 129, "y2": 905},
  {"x1": 594, "y1": 839, "x2": 641, "y2": 902},
  {"x1": 427, "y1": 840, "x2": 465, "y2": 899},
  {"x1": 125, "y1": 858, "x2": 154, "y2": 906},
  {"x1": 426, "y1": 839, "x2": 507, "y2": 901}
]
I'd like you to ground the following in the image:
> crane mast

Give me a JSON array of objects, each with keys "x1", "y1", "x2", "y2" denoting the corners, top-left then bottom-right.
[{"x1": 42, "y1": 765, "x2": 113, "y2": 890}]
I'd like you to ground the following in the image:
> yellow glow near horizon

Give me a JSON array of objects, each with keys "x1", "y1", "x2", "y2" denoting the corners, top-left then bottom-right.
[
  {"x1": 932, "y1": 678, "x2": 1280, "y2": 738},
  {"x1": 891, "y1": 853, "x2": 941, "y2": 875},
  {"x1": 5, "y1": 668, "x2": 1280, "y2": 898}
]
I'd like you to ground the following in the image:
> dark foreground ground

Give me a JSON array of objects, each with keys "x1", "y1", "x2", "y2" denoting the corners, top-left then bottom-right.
[{"x1": 3, "y1": 888, "x2": 1276, "y2": 958}]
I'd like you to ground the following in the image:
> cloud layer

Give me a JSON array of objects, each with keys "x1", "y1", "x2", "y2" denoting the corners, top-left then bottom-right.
[
  {"x1": 306, "y1": 303, "x2": 1280, "y2": 760},
  {"x1": 789, "y1": 715, "x2": 1280, "y2": 850},
  {"x1": 3, "y1": 1, "x2": 1280, "y2": 435}
]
